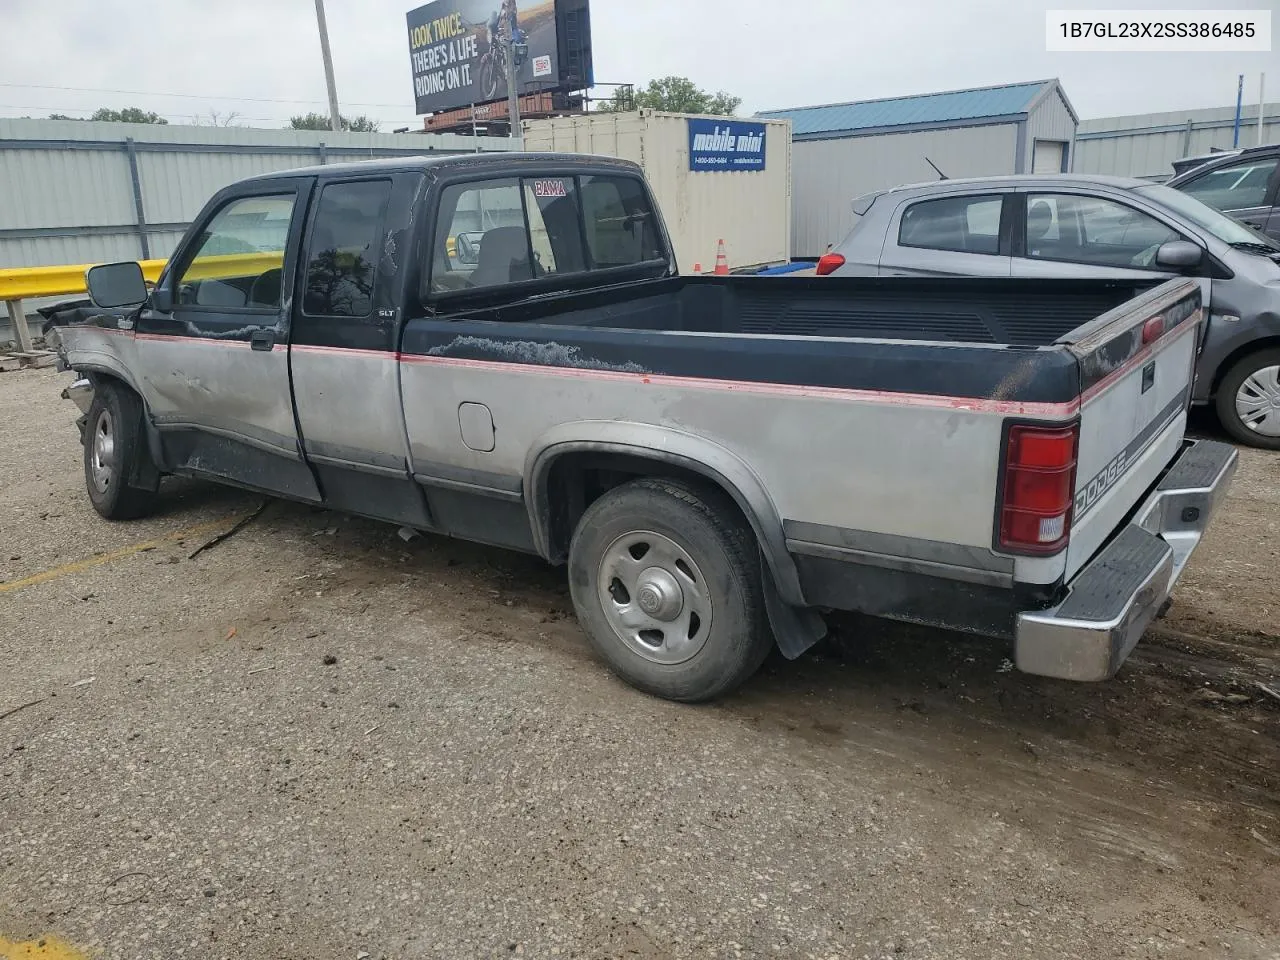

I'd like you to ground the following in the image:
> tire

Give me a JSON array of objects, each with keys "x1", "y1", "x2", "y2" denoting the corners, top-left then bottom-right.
[
  {"x1": 568, "y1": 478, "x2": 772, "y2": 703},
  {"x1": 1214, "y1": 349, "x2": 1280, "y2": 451},
  {"x1": 83, "y1": 381, "x2": 157, "y2": 520}
]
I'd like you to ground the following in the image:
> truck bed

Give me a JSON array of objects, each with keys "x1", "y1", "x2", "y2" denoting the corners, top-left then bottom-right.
[
  {"x1": 449, "y1": 275, "x2": 1160, "y2": 345},
  {"x1": 409, "y1": 276, "x2": 1164, "y2": 408}
]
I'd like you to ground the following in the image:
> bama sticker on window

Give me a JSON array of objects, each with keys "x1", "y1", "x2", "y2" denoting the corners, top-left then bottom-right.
[{"x1": 533, "y1": 179, "x2": 569, "y2": 198}]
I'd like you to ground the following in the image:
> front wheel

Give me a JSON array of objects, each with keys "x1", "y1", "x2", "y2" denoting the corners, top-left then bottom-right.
[
  {"x1": 83, "y1": 381, "x2": 157, "y2": 520},
  {"x1": 568, "y1": 478, "x2": 773, "y2": 703},
  {"x1": 1215, "y1": 349, "x2": 1280, "y2": 450},
  {"x1": 478, "y1": 55, "x2": 503, "y2": 101}
]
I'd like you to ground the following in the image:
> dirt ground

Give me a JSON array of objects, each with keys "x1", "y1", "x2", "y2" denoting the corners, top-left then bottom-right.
[{"x1": 1, "y1": 366, "x2": 1277, "y2": 960}]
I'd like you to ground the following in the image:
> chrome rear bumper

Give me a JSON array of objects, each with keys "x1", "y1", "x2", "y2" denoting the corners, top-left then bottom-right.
[{"x1": 1015, "y1": 439, "x2": 1238, "y2": 682}]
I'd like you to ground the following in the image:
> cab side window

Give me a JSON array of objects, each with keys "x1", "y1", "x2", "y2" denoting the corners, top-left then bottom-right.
[
  {"x1": 432, "y1": 179, "x2": 530, "y2": 292},
  {"x1": 177, "y1": 194, "x2": 295, "y2": 310},
  {"x1": 303, "y1": 180, "x2": 392, "y2": 318}
]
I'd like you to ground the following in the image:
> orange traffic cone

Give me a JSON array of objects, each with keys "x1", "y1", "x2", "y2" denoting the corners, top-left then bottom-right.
[
  {"x1": 713, "y1": 239, "x2": 730, "y2": 276},
  {"x1": 692, "y1": 262, "x2": 702, "y2": 275}
]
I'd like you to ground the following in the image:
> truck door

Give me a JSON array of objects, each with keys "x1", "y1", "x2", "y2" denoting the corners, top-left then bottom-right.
[
  {"x1": 134, "y1": 177, "x2": 321, "y2": 500},
  {"x1": 288, "y1": 172, "x2": 432, "y2": 528}
]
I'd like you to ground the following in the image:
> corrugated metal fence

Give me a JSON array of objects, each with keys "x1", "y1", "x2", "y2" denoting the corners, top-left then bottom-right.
[
  {"x1": 0, "y1": 118, "x2": 519, "y2": 270},
  {"x1": 1073, "y1": 102, "x2": 1280, "y2": 180}
]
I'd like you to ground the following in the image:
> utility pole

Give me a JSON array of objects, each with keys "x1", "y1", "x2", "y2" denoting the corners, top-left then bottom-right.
[
  {"x1": 505, "y1": 35, "x2": 521, "y2": 140},
  {"x1": 314, "y1": 0, "x2": 343, "y2": 133}
]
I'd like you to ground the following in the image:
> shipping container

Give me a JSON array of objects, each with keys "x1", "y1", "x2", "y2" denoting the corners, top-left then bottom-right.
[{"x1": 521, "y1": 110, "x2": 792, "y2": 272}]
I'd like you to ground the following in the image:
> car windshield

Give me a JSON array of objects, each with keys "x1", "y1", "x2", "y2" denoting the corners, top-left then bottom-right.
[{"x1": 1136, "y1": 184, "x2": 1280, "y2": 251}]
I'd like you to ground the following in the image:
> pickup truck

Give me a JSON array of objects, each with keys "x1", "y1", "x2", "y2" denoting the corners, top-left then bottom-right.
[{"x1": 52, "y1": 152, "x2": 1238, "y2": 703}]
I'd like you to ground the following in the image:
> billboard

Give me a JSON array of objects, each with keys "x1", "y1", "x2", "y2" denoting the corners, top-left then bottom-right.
[
  {"x1": 407, "y1": 0, "x2": 566, "y2": 115},
  {"x1": 687, "y1": 119, "x2": 767, "y2": 172}
]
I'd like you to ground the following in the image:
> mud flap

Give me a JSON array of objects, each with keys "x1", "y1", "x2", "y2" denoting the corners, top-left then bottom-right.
[
  {"x1": 761, "y1": 549, "x2": 827, "y2": 660},
  {"x1": 137, "y1": 414, "x2": 166, "y2": 489}
]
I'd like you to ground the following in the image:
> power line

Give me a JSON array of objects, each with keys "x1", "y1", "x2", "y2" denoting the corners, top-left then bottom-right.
[
  {"x1": 0, "y1": 80, "x2": 410, "y2": 109},
  {"x1": 0, "y1": 103, "x2": 319, "y2": 123},
  {"x1": 0, "y1": 104, "x2": 424, "y2": 127}
]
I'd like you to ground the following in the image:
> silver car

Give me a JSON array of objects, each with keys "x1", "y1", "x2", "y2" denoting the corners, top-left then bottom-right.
[{"x1": 819, "y1": 175, "x2": 1280, "y2": 449}]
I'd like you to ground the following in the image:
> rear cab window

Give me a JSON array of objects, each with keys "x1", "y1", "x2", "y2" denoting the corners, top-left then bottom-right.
[
  {"x1": 898, "y1": 195, "x2": 1005, "y2": 255},
  {"x1": 428, "y1": 170, "x2": 665, "y2": 297}
]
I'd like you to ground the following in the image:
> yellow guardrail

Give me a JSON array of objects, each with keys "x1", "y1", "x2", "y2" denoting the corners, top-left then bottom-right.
[
  {"x1": 0, "y1": 252, "x2": 285, "y2": 302},
  {"x1": 0, "y1": 259, "x2": 165, "y2": 301}
]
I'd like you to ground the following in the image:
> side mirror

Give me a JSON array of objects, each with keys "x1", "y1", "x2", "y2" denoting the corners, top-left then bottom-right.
[
  {"x1": 455, "y1": 233, "x2": 481, "y2": 265},
  {"x1": 152, "y1": 286, "x2": 174, "y2": 313},
  {"x1": 1155, "y1": 240, "x2": 1204, "y2": 270},
  {"x1": 85, "y1": 262, "x2": 148, "y2": 308}
]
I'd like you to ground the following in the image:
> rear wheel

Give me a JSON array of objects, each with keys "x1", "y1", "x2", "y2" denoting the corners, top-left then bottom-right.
[
  {"x1": 83, "y1": 381, "x2": 156, "y2": 520},
  {"x1": 568, "y1": 478, "x2": 772, "y2": 703},
  {"x1": 1215, "y1": 349, "x2": 1280, "y2": 450}
]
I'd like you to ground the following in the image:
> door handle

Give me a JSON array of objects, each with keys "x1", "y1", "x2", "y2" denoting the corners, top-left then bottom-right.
[{"x1": 250, "y1": 329, "x2": 276, "y2": 352}]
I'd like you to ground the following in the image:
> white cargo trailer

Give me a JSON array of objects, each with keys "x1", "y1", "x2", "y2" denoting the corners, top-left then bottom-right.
[{"x1": 521, "y1": 110, "x2": 792, "y2": 272}]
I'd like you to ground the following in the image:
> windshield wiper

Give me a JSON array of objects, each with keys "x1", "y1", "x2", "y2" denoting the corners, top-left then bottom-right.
[{"x1": 1229, "y1": 241, "x2": 1280, "y2": 256}]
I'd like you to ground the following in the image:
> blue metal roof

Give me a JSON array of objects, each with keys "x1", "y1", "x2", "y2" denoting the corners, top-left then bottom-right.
[{"x1": 757, "y1": 81, "x2": 1056, "y2": 138}]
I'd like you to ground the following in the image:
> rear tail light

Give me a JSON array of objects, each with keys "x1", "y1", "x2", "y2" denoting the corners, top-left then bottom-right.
[
  {"x1": 815, "y1": 253, "x2": 846, "y2": 276},
  {"x1": 1142, "y1": 315, "x2": 1166, "y2": 344},
  {"x1": 999, "y1": 423, "x2": 1080, "y2": 554}
]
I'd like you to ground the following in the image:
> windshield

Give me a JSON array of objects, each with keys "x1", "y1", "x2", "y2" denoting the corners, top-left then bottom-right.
[{"x1": 1136, "y1": 184, "x2": 1280, "y2": 251}]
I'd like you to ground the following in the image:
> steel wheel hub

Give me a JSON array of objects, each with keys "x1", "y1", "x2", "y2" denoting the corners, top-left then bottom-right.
[
  {"x1": 636, "y1": 567, "x2": 683, "y2": 621},
  {"x1": 90, "y1": 409, "x2": 116, "y2": 493},
  {"x1": 1236, "y1": 365, "x2": 1280, "y2": 438},
  {"x1": 597, "y1": 530, "x2": 714, "y2": 665}
]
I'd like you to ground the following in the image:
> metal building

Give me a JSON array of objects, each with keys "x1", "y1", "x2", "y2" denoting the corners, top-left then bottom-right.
[
  {"x1": 757, "y1": 80, "x2": 1078, "y2": 258},
  {"x1": 1073, "y1": 102, "x2": 1280, "y2": 181},
  {"x1": 0, "y1": 118, "x2": 517, "y2": 270}
]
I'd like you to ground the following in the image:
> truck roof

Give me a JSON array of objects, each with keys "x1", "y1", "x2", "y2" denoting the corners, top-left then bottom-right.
[{"x1": 244, "y1": 151, "x2": 643, "y2": 183}]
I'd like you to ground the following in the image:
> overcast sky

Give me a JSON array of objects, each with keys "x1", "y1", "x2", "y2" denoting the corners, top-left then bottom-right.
[{"x1": 2, "y1": 0, "x2": 1277, "y2": 130}]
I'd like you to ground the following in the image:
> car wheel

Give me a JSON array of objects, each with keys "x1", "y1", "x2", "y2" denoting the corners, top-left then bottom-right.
[
  {"x1": 84, "y1": 381, "x2": 157, "y2": 520},
  {"x1": 568, "y1": 478, "x2": 773, "y2": 703},
  {"x1": 1215, "y1": 349, "x2": 1280, "y2": 451}
]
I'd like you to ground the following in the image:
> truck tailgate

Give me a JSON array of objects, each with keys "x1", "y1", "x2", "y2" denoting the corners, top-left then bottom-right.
[{"x1": 1062, "y1": 280, "x2": 1203, "y2": 582}]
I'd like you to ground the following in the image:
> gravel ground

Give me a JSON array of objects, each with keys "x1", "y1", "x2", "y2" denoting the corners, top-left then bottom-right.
[{"x1": 1, "y1": 367, "x2": 1277, "y2": 960}]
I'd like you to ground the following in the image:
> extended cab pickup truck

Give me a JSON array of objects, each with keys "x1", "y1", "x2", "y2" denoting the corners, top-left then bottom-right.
[{"x1": 54, "y1": 152, "x2": 1237, "y2": 702}]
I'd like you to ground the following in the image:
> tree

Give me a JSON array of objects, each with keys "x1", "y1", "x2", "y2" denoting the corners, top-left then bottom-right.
[
  {"x1": 197, "y1": 110, "x2": 244, "y2": 128},
  {"x1": 48, "y1": 107, "x2": 168, "y2": 124},
  {"x1": 289, "y1": 112, "x2": 380, "y2": 133},
  {"x1": 596, "y1": 77, "x2": 741, "y2": 116}
]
